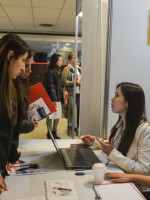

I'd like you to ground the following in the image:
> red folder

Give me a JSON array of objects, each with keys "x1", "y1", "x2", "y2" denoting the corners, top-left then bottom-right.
[{"x1": 29, "y1": 82, "x2": 56, "y2": 116}]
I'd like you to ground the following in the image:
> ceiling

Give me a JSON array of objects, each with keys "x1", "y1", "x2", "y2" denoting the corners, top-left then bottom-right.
[{"x1": 0, "y1": 0, "x2": 82, "y2": 54}]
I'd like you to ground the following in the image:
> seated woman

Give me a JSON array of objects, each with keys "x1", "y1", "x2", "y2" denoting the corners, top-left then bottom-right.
[{"x1": 81, "y1": 82, "x2": 150, "y2": 175}]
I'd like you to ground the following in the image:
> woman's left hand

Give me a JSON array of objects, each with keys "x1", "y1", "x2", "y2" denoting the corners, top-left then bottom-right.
[
  {"x1": 76, "y1": 79, "x2": 81, "y2": 86},
  {"x1": 0, "y1": 173, "x2": 8, "y2": 192},
  {"x1": 30, "y1": 116, "x2": 38, "y2": 127},
  {"x1": 105, "y1": 173, "x2": 133, "y2": 183},
  {"x1": 96, "y1": 137, "x2": 115, "y2": 155}
]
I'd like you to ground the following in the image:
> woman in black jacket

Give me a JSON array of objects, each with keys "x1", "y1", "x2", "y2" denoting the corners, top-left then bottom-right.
[
  {"x1": 0, "y1": 33, "x2": 29, "y2": 192},
  {"x1": 44, "y1": 53, "x2": 65, "y2": 139},
  {"x1": 8, "y1": 49, "x2": 38, "y2": 164}
]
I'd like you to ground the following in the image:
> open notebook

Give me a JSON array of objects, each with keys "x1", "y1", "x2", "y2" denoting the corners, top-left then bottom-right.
[{"x1": 94, "y1": 182, "x2": 146, "y2": 200}]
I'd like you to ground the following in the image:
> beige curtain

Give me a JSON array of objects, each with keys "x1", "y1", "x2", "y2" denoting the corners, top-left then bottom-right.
[{"x1": 80, "y1": 0, "x2": 109, "y2": 138}]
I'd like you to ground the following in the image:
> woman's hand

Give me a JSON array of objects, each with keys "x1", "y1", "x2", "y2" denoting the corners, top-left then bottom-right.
[
  {"x1": 96, "y1": 137, "x2": 115, "y2": 155},
  {"x1": 30, "y1": 116, "x2": 38, "y2": 127},
  {"x1": 17, "y1": 158, "x2": 25, "y2": 164},
  {"x1": 53, "y1": 101, "x2": 57, "y2": 105},
  {"x1": 80, "y1": 135, "x2": 95, "y2": 146},
  {"x1": 105, "y1": 173, "x2": 133, "y2": 183},
  {"x1": 0, "y1": 173, "x2": 8, "y2": 192},
  {"x1": 76, "y1": 79, "x2": 81, "y2": 86},
  {"x1": 63, "y1": 91, "x2": 68, "y2": 105},
  {"x1": 63, "y1": 91, "x2": 68, "y2": 96}
]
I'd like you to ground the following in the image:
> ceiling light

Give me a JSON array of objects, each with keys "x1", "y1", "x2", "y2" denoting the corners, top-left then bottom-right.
[
  {"x1": 66, "y1": 43, "x2": 70, "y2": 46},
  {"x1": 39, "y1": 24, "x2": 54, "y2": 27}
]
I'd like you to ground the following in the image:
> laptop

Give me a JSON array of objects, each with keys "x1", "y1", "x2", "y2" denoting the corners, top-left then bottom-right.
[{"x1": 48, "y1": 127, "x2": 101, "y2": 170}]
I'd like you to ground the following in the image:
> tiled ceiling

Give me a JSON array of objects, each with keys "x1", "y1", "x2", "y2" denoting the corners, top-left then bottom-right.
[
  {"x1": 0, "y1": 0, "x2": 82, "y2": 54},
  {"x1": 0, "y1": 0, "x2": 82, "y2": 35}
]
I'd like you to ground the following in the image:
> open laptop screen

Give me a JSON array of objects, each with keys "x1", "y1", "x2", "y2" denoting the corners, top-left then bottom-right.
[{"x1": 47, "y1": 127, "x2": 65, "y2": 165}]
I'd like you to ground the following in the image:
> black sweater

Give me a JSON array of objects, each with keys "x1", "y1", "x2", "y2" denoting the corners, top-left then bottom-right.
[
  {"x1": 0, "y1": 93, "x2": 13, "y2": 170},
  {"x1": 44, "y1": 69, "x2": 63, "y2": 102}
]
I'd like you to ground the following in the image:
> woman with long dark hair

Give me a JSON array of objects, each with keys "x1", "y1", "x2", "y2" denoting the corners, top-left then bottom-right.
[
  {"x1": 8, "y1": 49, "x2": 38, "y2": 164},
  {"x1": 0, "y1": 33, "x2": 29, "y2": 192},
  {"x1": 44, "y1": 53, "x2": 67, "y2": 139},
  {"x1": 81, "y1": 82, "x2": 150, "y2": 175}
]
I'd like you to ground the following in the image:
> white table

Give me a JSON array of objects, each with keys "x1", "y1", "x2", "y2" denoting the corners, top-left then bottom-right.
[{"x1": 0, "y1": 139, "x2": 123, "y2": 200}]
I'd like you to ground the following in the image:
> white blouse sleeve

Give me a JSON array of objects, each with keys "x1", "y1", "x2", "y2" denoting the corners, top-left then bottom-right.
[{"x1": 108, "y1": 123, "x2": 150, "y2": 175}]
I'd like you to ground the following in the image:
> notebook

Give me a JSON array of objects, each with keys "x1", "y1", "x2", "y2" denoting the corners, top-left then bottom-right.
[
  {"x1": 94, "y1": 183, "x2": 146, "y2": 200},
  {"x1": 44, "y1": 179, "x2": 78, "y2": 200},
  {"x1": 48, "y1": 127, "x2": 101, "y2": 170}
]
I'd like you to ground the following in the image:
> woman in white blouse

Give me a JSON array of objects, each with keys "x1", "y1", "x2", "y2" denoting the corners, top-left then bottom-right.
[{"x1": 81, "y1": 82, "x2": 150, "y2": 175}]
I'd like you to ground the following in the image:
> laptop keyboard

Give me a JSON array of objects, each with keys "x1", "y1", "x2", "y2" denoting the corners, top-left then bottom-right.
[
  {"x1": 65, "y1": 148, "x2": 101, "y2": 167},
  {"x1": 79, "y1": 148, "x2": 101, "y2": 166},
  {"x1": 65, "y1": 148, "x2": 87, "y2": 166}
]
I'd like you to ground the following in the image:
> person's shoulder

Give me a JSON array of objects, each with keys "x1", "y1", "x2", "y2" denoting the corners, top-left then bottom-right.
[
  {"x1": 140, "y1": 121, "x2": 150, "y2": 128},
  {"x1": 64, "y1": 65, "x2": 69, "y2": 70},
  {"x1": 62, "y1": 66, "x2": 69, "y2": 73},
  {"x1": 144, "y1": 121, "x2": 150, "y2": 130},
  {"x1": 137, "y1": 121, "x2": 150, "y2": 134}
]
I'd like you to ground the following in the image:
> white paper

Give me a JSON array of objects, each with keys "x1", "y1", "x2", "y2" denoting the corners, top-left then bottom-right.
[
  {"x1": 94, "y1": 183, "x2": 146, "y2": 200},
  {"x1": 7, "y1": 164, "x2": 44, "y2": 176},
  {"x1": 48, "y1": 102, "x2": 62, "y2": 119},
  {"x1": 44, "y1": 180, "x2": 78, "y2": 200},
  {"x1": 28, "y1": 98, "x2": 50, "y2": 121}
]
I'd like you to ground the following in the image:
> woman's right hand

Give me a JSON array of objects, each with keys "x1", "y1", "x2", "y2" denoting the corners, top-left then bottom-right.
[
  {"x1": 0, "y1": 173, "x2": 8, "y2": 192},
  {"x1": 53, "y1": 101, "x2": 57, "y2": 105},
  {"x1": 63, "y1": 91, "x2": 68, "y2": 96},
  {"x1": 80, "y1": 135, "x2": 95, "y2": 146}
]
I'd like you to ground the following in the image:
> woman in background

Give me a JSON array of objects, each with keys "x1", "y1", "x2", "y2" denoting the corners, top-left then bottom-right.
[
  {"x1": 0, "y1": 33, "x2": 29, "y2": 192},
  {"x1": 61, "y1": 52, "x2": 81, "y2": 136},
  {"x1": 81, "y1": 82, "x2": 150, "y2": 175},
  {"x1": 44, "y1": 53, "x2": 67, "y2": 139}
]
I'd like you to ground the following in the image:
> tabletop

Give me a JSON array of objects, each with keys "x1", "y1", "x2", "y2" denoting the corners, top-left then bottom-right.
[{"x1": 0, "y1": 139, "x2": 124, "y2": 200}]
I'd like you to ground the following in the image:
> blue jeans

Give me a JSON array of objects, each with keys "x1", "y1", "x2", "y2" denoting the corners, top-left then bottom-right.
[
  {"x1": 46, "y1": 118, "x2": 59, "y2": 132},
  {"x1": 68, "y1": 94, "x2": 80, "y2": 128}
]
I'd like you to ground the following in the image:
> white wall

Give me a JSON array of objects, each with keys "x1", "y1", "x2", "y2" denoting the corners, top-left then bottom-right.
[{"x1": 107, "y1": 0, "x2": 150, "y2": 136}]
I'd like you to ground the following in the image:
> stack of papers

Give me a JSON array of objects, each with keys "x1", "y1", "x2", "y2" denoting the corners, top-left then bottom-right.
[{"x1": 7, "y1": 163, "x2": 44, "y2": 175}]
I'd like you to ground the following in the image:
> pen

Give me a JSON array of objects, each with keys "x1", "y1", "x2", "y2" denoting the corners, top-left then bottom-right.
[
  {"x1": 16, "y1": 164, "x2": 38, "y2": 172},
  {"x1": 75, "y1": 172, "x2": 85, "y2": 176},
  {"x1": 75, "y1": 172, "x2": 92, "y2": 175}
]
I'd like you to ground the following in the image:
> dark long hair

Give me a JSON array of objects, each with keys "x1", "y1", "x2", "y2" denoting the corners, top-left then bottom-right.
[
  {"x1": 14, "y1": 48, "x2": 33, "y2": 122},
  {"x1": 0, "y1": 34, "x2": 29, "y2": 123},
  {"x1": 48, "y1": 53, "x2": 62, "y2": 76},
  {"x1": 109, "y1": 82, "x2": 146, "y2": 156},
  {"x1": 14, "y1": 78, "x2": 30, "y2": 122}
]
